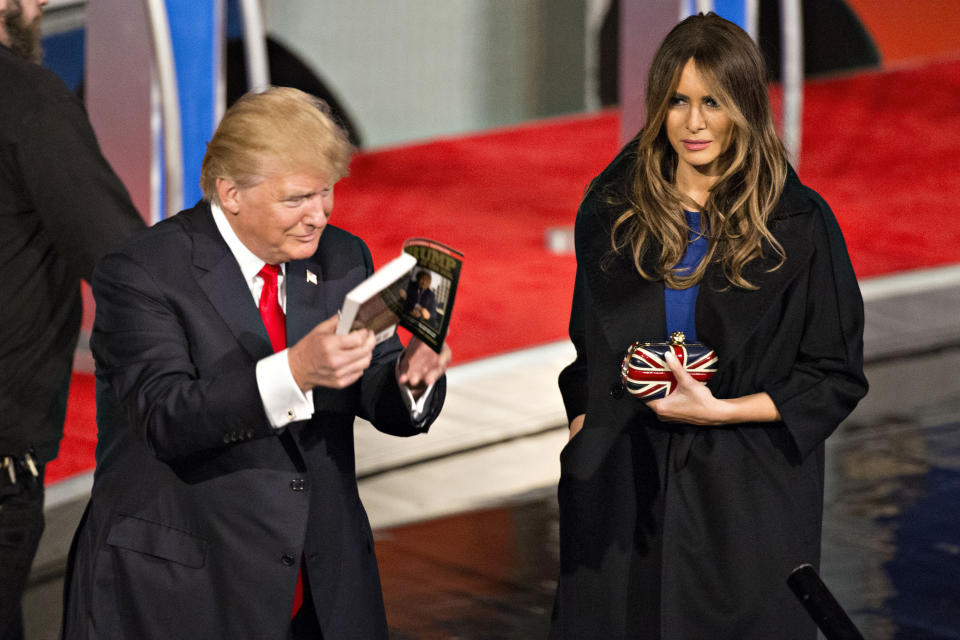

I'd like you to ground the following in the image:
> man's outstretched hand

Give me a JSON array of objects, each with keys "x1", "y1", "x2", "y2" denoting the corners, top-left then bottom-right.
[{"x1": 397, "y1": 337, "x2": 452, "y2": 398}]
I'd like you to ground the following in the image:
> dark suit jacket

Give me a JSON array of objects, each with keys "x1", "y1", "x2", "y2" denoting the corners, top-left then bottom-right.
[
  {"x1": 62, "y1": 202, "x2": 444, "y2": 640},
  {"x1": 0, "y1": 44, "x2": 143, "y2": 460},
  {"x1": 550, "y1": 145, "x2": 867, "y2": 640}
]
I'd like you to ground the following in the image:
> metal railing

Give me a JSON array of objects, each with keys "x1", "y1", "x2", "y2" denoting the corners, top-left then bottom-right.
[
  {"x1": 140, "y1": 0, "x2": 270, "y2": 219},
  {"x1": 239, "y1": 0, "x2": 271, "y2": 93},
  {"x1": 144, "y1": 0, "x2": 184, "y2": 218}
]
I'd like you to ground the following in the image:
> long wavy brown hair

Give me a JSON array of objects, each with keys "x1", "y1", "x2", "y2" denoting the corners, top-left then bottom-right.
[{"x1": 611, "y1": 13, "x2": 788, "y2": 289}]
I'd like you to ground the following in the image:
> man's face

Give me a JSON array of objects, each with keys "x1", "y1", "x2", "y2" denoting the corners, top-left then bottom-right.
[
  {"x1": 218, "y1": 168, "x2": 335, "y2": 265},
  {"x1": 1, "y1": 0, "x2": 48, "y2": 63}
]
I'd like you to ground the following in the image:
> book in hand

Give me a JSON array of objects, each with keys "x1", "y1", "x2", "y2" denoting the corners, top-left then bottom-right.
[{"x1": 336, "y1": 238, "x2": 463, "y2": 353}]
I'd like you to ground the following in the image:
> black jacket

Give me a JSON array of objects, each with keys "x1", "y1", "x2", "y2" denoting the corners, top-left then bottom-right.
[
  {"x1": 0, "y1": 44, "x2": 143, "y2": 459},
  {"x1": 551, "y1": 144, "x2": 867, "y2": 639}
]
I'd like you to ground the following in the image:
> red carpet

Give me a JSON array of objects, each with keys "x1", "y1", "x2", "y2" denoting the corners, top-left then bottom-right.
[
  {"x1": 52, "y1": 374, "x2": 98, "y2": 483},
  {"x1": 770, "y1": 57, "x2": 960, "y2": 276},
  {"x1": 47, "y1": 58, "x2": 960, "y2": 484}
]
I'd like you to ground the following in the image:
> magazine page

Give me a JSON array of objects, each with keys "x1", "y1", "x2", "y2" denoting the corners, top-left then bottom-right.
[{"x1": 397, "y1": 238, "x2": 463, "y2": 353}]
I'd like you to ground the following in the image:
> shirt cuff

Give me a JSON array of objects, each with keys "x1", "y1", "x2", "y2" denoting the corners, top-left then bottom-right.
[
  {"x1": 256, "y1": 350, "x2": 314, "y2": 428},
  {"x1": 396, "y1": 377, "x2": 435, "y2": 423}
]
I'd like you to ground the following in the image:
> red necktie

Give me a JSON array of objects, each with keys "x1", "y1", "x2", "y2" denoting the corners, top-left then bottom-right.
[
  {"x1": 257, "y1": 265, "x2": 303, "y2": 618},
  {"x1": 257, "y1": 264, "x2": 286, "y2": 353}
]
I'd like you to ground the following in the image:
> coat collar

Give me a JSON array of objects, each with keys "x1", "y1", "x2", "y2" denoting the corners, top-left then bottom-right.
[
  {"x1": 770, "y1": 166, "x2": 811, "y2": 219},
  {"x1": 696, "y1": 167, "x2": 814, "y2": 369},
  {"x1": 579, "y1": 202, "x2": 665, "y2": 357}
]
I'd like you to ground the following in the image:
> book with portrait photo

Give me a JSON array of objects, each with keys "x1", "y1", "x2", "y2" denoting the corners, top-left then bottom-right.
[{"x1": 336, "y1": 238, "x2": 463, "y2": 353}]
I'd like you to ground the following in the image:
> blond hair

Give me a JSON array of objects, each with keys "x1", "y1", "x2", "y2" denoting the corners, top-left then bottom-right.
[
  {"x1": 611, "y1": 13, "x2": 788, "y2": 290},
  {"x1": 200, "y1": 87, "x2": 354, "y2": 204}
]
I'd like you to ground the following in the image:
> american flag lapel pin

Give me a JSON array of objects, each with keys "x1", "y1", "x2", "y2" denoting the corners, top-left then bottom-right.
[{"x1": 306, "y1": 270, "x2": 318, "y2": 285}]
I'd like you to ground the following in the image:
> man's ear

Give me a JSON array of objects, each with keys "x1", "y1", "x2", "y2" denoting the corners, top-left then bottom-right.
[{"x1": 216, "y1": 178, "x2": 241, "y2": 214}]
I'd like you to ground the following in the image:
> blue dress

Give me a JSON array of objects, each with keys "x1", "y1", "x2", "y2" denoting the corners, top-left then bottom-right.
[{"x1": 664, "y1": 210, "x2": 707, "y2": 340}]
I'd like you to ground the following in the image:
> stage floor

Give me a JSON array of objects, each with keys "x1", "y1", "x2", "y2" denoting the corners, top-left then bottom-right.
[{"x1": 376, "y1": 393, "x2": 960, "y2": 640}]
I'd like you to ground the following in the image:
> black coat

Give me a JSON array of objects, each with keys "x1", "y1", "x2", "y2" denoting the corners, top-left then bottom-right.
[
  {"x1": 550, "y1": 146, "x2": 867, "y2": 640},
  {"x1": 62, "y1": 203, "x2": 445, "y2": 640}
]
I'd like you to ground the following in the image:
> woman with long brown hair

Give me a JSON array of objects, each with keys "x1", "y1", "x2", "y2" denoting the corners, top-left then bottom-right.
[{"x1": 551, "y1": 13, "x2": 867, "y2": 639}]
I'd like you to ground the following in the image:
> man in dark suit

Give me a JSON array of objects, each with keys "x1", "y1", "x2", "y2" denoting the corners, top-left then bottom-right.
[
  {"x1": 61, "y1": 87, "x2": 451, "y2": 639},
  {"x1": 402, "y1": 270, "x2": 439, "y2": 328},
  {"x1": 0, "y1": 1, "x2": 144, "y2": 637}
]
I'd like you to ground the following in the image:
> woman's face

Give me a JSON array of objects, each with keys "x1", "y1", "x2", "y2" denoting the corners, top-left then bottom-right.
[{"x1": 665, "y1": 58, "x2": 734, "y2": 182}]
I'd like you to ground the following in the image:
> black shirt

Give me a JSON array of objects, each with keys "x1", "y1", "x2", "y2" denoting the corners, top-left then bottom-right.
[{"x1": 0, "y1": 44, "x2": 144, "y2": 460}]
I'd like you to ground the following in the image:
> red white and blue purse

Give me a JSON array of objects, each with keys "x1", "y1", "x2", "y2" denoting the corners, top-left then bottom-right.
[{"x1": 620, "y1": 331, "x2": 718, "y2": 400}]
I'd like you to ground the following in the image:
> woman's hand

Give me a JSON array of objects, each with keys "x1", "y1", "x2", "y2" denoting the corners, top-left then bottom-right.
[
  {"x1": 646, "y1": 351, "x2": 724, "y2": 425},
  {"x1": 646, "y1": 351, "x2": 781, "y2": 425},
  {"x1": 568, "y1": 414, "x2": 585, "y2": 441}
]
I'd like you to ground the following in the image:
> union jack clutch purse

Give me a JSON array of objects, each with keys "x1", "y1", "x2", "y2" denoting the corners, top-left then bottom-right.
[{"x1": 620, "y1": 331, "x2": 718, "y2": 400}]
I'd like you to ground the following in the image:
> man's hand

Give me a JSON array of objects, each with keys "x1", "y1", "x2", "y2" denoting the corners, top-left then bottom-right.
[
  {"x1": 288, "y1": 315, "x2": 376, "y2": 392},
  {"x1": 397, "y1": 337, "x2": 452, "y2": 399}
]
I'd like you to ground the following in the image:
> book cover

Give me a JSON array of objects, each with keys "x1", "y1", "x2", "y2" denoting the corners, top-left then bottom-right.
[{"x1": 337, "y1": 238, "x2": 463, "y2": 353}]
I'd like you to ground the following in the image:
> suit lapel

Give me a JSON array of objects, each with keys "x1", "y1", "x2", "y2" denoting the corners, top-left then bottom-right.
[
  {"x1": 286, "y1": 229, "x2": 376, "y2": 345},
  {"x1": 285, "y1": 260, "x2": 330, "y2": 345},
  {"x1": 186, "y1": 204, "x2": 274, "y2": 360}
]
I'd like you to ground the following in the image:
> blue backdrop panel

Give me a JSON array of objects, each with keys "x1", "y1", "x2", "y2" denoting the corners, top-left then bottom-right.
[
  {"x1": 713, "y1": 0, "x2": 746, "y2": 30},
  {"x1": 685, "y1": 0, "x2": 747, "y2": 30},
  {"x1": 165, "y1": 0, "x2": 221, "y2": 213},
  {"x1": 42, "y1": 28, "x2": 85, "y2": 91}
]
